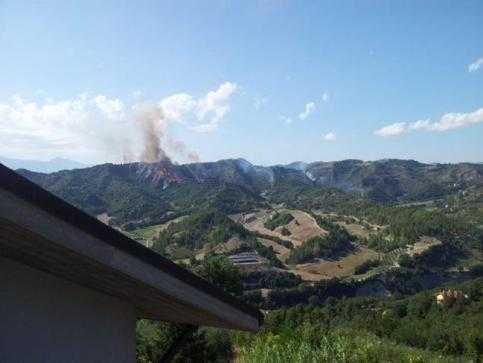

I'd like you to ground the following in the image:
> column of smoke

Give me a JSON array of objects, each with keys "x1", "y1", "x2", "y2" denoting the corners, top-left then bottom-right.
[
  {"x1": 122, "y1": 105, "x2": 200, "y2": 164},
  {"x1": 140, "y1": 107, "x2": 170, "y2": 163}
]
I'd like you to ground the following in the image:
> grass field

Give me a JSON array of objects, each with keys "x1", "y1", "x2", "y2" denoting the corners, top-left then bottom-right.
[
  {"x1": 128, "y1": 224, "x2": 164, "y2": 246},
  {"x1": 234, "y1": 326, "x2": 465, "y2": 363},
  {"x1": 127, "y1": 216, "x2": 187, "y2": 247}
]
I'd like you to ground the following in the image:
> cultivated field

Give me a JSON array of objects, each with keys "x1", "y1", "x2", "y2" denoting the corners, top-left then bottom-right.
[{"x1": 290, "y1": 246, "x2": 378, "y2": 281}]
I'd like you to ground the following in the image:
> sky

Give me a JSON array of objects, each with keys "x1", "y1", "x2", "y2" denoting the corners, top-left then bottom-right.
[{"x1": 0, "y1": 0, "x2": 482, "y2": 166}]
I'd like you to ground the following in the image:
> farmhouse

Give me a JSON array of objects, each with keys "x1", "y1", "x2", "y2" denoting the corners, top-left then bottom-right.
[
  {"x1": 0, "y1": 164, "x2": 262, "y2": 363},
  {"x1": 435, "y1": 289, "x2": 468, "y2": 305}
]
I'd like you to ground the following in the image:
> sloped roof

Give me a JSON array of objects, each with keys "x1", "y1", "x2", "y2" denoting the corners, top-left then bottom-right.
[{"x1": 0, "y1": 164, "x2": 262, "y2": 331}]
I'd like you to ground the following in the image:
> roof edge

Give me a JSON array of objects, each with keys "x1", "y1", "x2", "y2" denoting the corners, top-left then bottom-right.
[{"x1": 0, "y1": 163, "x2": 263, "y2": 325}]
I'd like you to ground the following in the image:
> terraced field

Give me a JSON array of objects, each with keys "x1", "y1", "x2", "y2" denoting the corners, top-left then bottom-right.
[
  {"x1": 290, "y1": 246, "x2": 378, "y2": 281},
  {"x1": 232, "y1": 208, "x2": 327, "y2": 247}
]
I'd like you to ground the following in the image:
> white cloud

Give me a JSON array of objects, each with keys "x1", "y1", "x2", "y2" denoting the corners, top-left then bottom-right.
[
  {"x1": 159, "y1": 93, "x2": 196, "y2": 121},
  {"x1": 468, "y1": 57, "x2": 483, "y2": 73},
  {"x1": 374, "y1": 122, "x2": 407, "y2": 137},
  {"x1": 321, "y1": 92, "x2": 329, "y2": 102},
  {"x1": 0, "y1": 82, "x2": 238, "y2": 162},
  {"x1": 153, "y1": 82, "x2": 237, "y2": 133},
  {"x1": 323, "y1": 132, "x2": 336, "y2": 141},
  {"x1": 0, "y1": 94, "x2": 130, "y2": 162},
  {"x1": 374, "y1": 107, "x2": 483, "y2": 137},
  {"x1": 94, "y1": 95, "x2": 125, "y2": 120},
  {"x1": 299, "y1": 102, "x2": 315, "y2": 120},
  {"x1": 193, "y1": 82, "x2": 237, "y2": 132}
]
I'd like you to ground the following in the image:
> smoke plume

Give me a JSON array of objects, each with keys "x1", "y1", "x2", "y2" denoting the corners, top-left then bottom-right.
[
  {"x1": 139, "y1": 106, "x2": 170, "y2": 163},
  {"x1": 134, "y1": 105, "x2": 199, "y2": 164}
]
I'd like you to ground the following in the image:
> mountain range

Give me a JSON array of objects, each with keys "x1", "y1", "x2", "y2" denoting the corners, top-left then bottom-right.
[{"x1": 15, "y1": 158, "x2": 483, "y2": 227}]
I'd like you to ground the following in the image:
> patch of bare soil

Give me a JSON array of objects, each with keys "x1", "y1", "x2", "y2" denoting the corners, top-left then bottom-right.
[
  {"x1": 407, "y1": 236, "x2": 442, "y2": 257},
  {"x1": 258, "y1": 238, "x2": 291, "y2": 262},
  {"x1": 290, "y1": 246, "x2": 378, "y2": 281},
  {"x1": 337, "y1": 222, "x2": 369, "y2": 238},
  {"x1": 195, "y1": 236, "x2": 245, "y2": 260},
  {"x1": 213, "y1": 236, "x2": 244, "y2": 254}
]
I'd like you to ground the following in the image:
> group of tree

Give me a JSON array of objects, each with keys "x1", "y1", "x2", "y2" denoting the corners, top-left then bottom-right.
[
  {"x1": 263, "y1": 211, "x2": 294, "y2": 230},
  {"x1": 259, "y1": 278, "x2": 483, "y2": 361},
  {"x1": 241, "y1": 269, "x2": 302, "y2": 290},
  {"x1": 287, "y1": 217, "x2": 355, "y2": 264}
]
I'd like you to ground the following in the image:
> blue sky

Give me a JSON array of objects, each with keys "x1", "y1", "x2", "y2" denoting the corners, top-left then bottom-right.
[{"x1": 0, "y1": 0, "x2": 482, "y2": 165}]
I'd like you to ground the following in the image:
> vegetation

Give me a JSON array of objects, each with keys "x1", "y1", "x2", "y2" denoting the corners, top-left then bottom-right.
[
  {"x1": 136, "y1": 255, "x2": 240, "y2": 363},
  {"x1": 152, "y1": 210, "x2": 284, "y2": 267},
  {"x1": 287, "y1": 217, "x2": 355, "y2": 264},
  {"x1": 354, "y1": 259, "x2": 381, "y2": 274},
  {"x1": 280, "y1": 226, "x2": 291, "y2": 236},
  {"x1": 259, "y1": 278, "x2": 483, "y2": 361},
  {"x1": 287, "y1": 234, "x2": 354, "y2": 264},
  {"x1": 241, "y1": 270, "x2": 302, "y2": 290},
  {"x1": 19, "y1": 158, "x2": 483, "y2": 362},
  {"x1": 366, "y1": 232, "x2": 405, "y2": 252},
  {"x1": 252, "y1": 231, "x2": 294, "y2": 249},
  {"x1": 153, "y1": 209, "x2": 250, "y2": 251},
  {"x1": 262, "y1": 278, "x2": 358, "y2": 309},
  {"x1": 235, "y1": 325, "x2": 464, "y2": 363},
  {"x1": 264, "y1": 212, "x2": 294, "y2": 230}
]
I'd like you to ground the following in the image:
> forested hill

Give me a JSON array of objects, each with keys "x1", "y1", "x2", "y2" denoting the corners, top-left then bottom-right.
[
  {"x1": 16, "y1": 158, "x2": 483, "y2": 226},
  {"x1": 11, "y1": 158, "x2": 483, "y2": 362}
]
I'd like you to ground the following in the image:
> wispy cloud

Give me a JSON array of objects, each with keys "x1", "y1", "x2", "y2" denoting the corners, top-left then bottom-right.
[
  {"x1": 281, "y1": 92, "x2": 328, "y2": 124},
  {"x1": 253, "y1": 96, "x2": 268, "y2": 110},
  {"x1": 323, "y1": 132, "x2": 336, "y2": 141},
  {"x1": 280, "y1": 115, "x2": 293, "y2": 124},
  {"x1": 374, "y1": 107, "x2": 483, "y2": 137},
  {"x1": 468, "y1": 57, "x2": 483, "y2": 73},
  {"x1": 299, "y1": 102, "x2": 315, "y2": 120},
  {"x1": 132, "y1": 90, "x2": 143, "y2": 99}
]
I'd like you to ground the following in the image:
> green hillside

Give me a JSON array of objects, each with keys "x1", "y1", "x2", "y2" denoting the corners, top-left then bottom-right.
[{"x1": 15, "y1": 158, "x2": 483, "y2": 362}]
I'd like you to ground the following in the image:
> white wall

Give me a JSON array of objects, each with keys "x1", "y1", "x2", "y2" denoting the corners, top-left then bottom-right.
[{"x1": 0, "y1": 256, "x2": 137, "y2": 363}]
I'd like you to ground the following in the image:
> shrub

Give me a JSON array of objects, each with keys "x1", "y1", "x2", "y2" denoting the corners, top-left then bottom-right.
[
  {"x1": 281, "y1": 227, "x2": 291, "y2": 236},
  {"x1": 354, "y1": 259, "x2": 381, "y2": 275},
  {"x1": 264, "y1": 212, "x2": 294, "y2": 230}
]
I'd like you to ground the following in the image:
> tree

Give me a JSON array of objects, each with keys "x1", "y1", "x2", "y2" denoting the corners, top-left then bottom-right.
[{"x1": 195, "y1": 255, "x2": 243, "y2": 297}]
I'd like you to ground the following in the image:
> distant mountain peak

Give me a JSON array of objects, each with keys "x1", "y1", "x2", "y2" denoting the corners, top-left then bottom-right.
[{"x1": 0, "y1": 156, "x2": 88, "y2": 173}]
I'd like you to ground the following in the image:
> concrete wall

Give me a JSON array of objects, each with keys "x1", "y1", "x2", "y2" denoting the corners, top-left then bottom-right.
[{"x1": 0, "y1": 256, "x2": 137, "y2": 363}]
